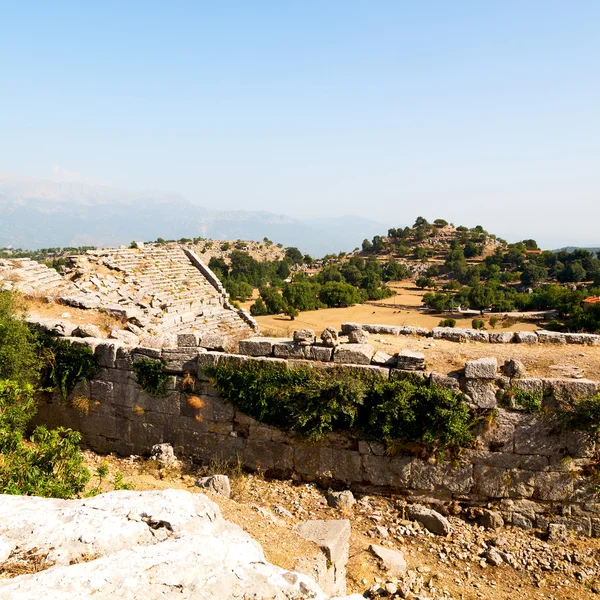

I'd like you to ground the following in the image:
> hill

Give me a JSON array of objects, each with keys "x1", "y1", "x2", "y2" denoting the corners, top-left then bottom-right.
[{"x1": 0, "y1": 175, "x2": 385, "y2": 257}]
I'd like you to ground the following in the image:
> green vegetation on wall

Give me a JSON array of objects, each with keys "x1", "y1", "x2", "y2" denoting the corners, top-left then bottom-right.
[
  {"x1": 205, "y1": 361, "x2": 478, "y2": 452},
  {"x1": 132, "y1": 358, "x2": 170, "y2": 397}
]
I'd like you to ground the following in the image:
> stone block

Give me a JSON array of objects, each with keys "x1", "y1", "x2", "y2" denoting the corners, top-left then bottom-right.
[
  {"x1": 396, "y1": 349, "x2": 425, "y2": 371},
  {"x1": 333, "y1": 344, "x2": 375, "y2": 365},
  {"x1": 340, "y1": 323, "x2": 362, "y2": 334},
  {"x1": 536, "y1": 330, "x2": 566, "y2": 344},
  {"x1": 238, "y1": 337, "x2": 277, "y2": 357},
  {"x1": 161, "y1": 349, "x2": 200, "y2": 373},
  {"x1": 293, "y1": 444, "x2": 334, "y2": 480},
  {"x1": 198, "y1": 333, "x2": 227, "y2": 352},
  {"x1": 241, "y1": 439, "x2": 294, "y2": 476},
  {"x1": 362, "y1": 455, "x2": 412, "y2": 487},
  {"x1": 514, "y1": 418, "x2": 567, "y2": 456},
  {"x1": 293, "y1": 329, "x2": 316, "y2": 346},
  {"x1": 501, "y1": 359, "x2": 526, "y2": 378},
  {"x1": 406, "y1": 504, "x2": 451, "y2": 535},
  {"x1": 348, "y1": 329, "x2": 369, "y2": 344},
  {"x1": 304, "y1": 345, "x2": 334, "y2": 362},
  {"x1": 94, "y1": 341, "x2": 123, "y2": 369},
  {"x1": 488, "y1": 331, "x2": 514, "y2": 343},
  {"x1": 430, "y1": 371, "x2": 460, "y2": 391},
  {"x1": 464, "y1": 379, "x2": 498, "y2": 408},
  {"x1": 533, "y1": 472, "x2": 576, "y2": 502},
  {"x1": 410, "y1": 459, "x2": 473, "y2": 495},
  {"x1": 294, "y1": 519, "x2": 351, "y2": 596},
  {"x1": 369, "y1": 544, "x2": 407, "y2": 576},
  {"x1": 89, "y1": 380, "x2": 114, "y2": 404},
  {"x1": 546, "y1": 378, "x2": 598, "y2": 402},
  {"x1": 330, "y1": 449, "x2": 363, "y2": 484},
  {"x1": 177, "y1": 332, "x2": 201, "y2": 347},
  {"x1": 273, "y1": 341, "x2": 305, "y2": 359},
  {"x1": 514, "y1": 331, "x2": 538, "y2": 343},
  {"x1": 465, "y1": 357, "x2": 498, "y2": 379},
  {"x1": 371, "y1": 350, "x2": 396, "y2": 366}
]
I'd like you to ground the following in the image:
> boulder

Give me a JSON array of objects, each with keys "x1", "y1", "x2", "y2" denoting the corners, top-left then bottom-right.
[
  {"x1": 465, "y1": 357, "x2": 498, "y2": 379},
  {"x1": 488, "y1": 331, "x2": 514, "y2": 343},
  {"x1": 371, "y1": 350, "x2": 397, "y2": 366},
  {"x1": 514, "y1": 331, "x2": 538, "y2": 344},
  {"x1": 195, "y1": 474, "x2": 231, "y2": 498},
  {"x1": 348, "y1": 329, "x2": 370, "y2": 344},
  {"x1": 320, "y1": 327, "x2": 339, "y2": 348},
  {"x1": 369, "y1": 544, "x2": 407, "y2": 577},
  {"x1": 333, "y1": 344, "x2": 375, "y2": 365},
  {"x1": 0, "y1": 490, "x2": 335, "y2": 599},
  {"x1": 396, "y1": 349, "x2": 425, "y2": 371},
  {"x1": 406, "y1": 504, "x2": 451, "y2": 536},
  {"x1": 294, "y1": 329, "x2": 316, "y2": 346},
  {"x1": 72, "y1": 323, "x2": 102, "y2": 338},
  {"x1": 480, "y1": 510, "x2": 504, "y2": 530}
]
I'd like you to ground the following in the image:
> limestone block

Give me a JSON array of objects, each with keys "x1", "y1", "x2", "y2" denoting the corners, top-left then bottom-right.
[
  {"x1": 430, "y1": 371, "x2": 460, "y2": 391},
  {"x1": 161, "y1": 348, "x2": 201, "y2": 373},
  {"x1": 396, "y1": 349, "x2": 425, "y2": 371},
  {"x1": 72, "y1": 323, "x2": 102, "y2": 338},
  {"x1": 273, "y1": 341, "x2": 305, "y2": 359},
  {"x1": 348, "y1": 329, "x2": 369, "y2": 344},
  {"x1": 333, "y1": 343, "x2": 375, "y2": 365},
  {"x1": 196, "y1": 474, "x2": 231, "y2": 498},
  {"x1": 489, "y1": 331, "x2": 515, "y2": 343},
  {"x1": 177, "y1": 332, "x2": 201, "y2": 347},
  {"x1": 533, "y1": 472, "x2": 577, "y2": 502},
  {"x1": 108, "y1": 329, "x2": 139, "y2": 346},
  {"x1": 514, "y1": 418, "x2": 567, "y2": 456},
  {"x1": 293, "y1": 329, "x2": 316, "y2": 346},
  {"x1": 369, "y1": 544, "x2": 407, "y2": 576},
  {"x1": 304, "y1": 345, "x2": 334, "y2": 362},
  {"x1": 198, "y1": 333, "x2": 227, "y2": 351},
  {"x1": 546, "y1": 378, "x2": 598, "y2": 402},
  {"x1": 295, "y1": 519, "x2": 351, "y2": 596},
  {"x1": 362, "y1": 455, "x2": 412, "y2": 488},
  {"x1": 340, "y1": 322, "x2": 362, "y2": 334},
  {"x1": 410, "y1": 459, "x2": 473, "y2": 495},
  {"x1": 371, "y1": 350, "x2": 396, "y2": 366},
  {"x1": 464, "y1": 379, "x2": 498, "y2": 408},
  {"x1": 238, "y1": 337, "x2": 277, "y2": 357},
  {"x1": 94, "y1": 341, "x2": 123, "y2": 369},
  {"x1": 465, "y1": 357, "x2": 498, "y2": 379},
  {"x1": 514, "y1": 331, "x2": 538, "y2": 343},
  {"x1": 536, "y1": 330, "x2": 566, "y2": 344},
  {"x1": 501, "y1": 359, "x2": 526, "y2": 378},
  {"x1": 89, "y1": 379, "x2": 114, "y2": 404}
]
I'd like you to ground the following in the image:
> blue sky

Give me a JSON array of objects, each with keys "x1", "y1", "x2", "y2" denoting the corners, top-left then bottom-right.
[{"x1": 1, "y1": 1, "x2": 598, "y2": 247}]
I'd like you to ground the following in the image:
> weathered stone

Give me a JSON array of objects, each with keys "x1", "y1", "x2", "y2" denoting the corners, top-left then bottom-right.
[
  {"x1": 340, "y1": 322, "x2": 362, "y2": 334},
  {"x1": 406, "y1": 504, "x2": 451, "y2": 535},
  {"x1": 294, "y1": 329, "x2": 316, "y2": 346},
  {"x1": 369, "y1": 544, "x2": 407, "y2": 577},
  {"x1": 536, "y1": 330, "x2": 566, "y2": 344},
  {"x1": 348, "y1": 329, "x2": 370, "y2": 344},
  {"x1": 320, "y1": 327, "x2": 339, "y2": 347},
  {"x1": 371, "y1": 350, "x2": 396, "y2": 366},
  {"x1": 464, "y1": 379, "x2": 498, "y2": 408},
  {"x1": 465, "y1": 357, "x2": 498, "y2": 379},
  {"x1": 488, "y1": 331, "x2": 515, "y2": 343},
  {"x1": 410, "y1": 460, "x2": 473, "y2": 494},
  {"x1": 108, "y1": 328, "x2": 139, "y2": 345},
  {"x1": 195, "y1": 474, "x2": 231, "y2": 498},
  {"x1": 430, "y1": 371, "x2": 460, "y2": 391},
  {"x1": 295, "y1": 520, "x2": 351, "y2": 596},
  {"x1": 177, "y1": 332, "x2": 201, "y2": 347},
  {"x1": 198, "y1": 333, "x2": 227, "y2": 351},
  {"x1": 326, "y1": 490, "x2": 356, "y2": 511},
  {"x1": 333, "y1": 343, "x2": 375, "y2": 365},
  {"x1": 485, "y1": 547, "x2": 504, "y2": 566},
  {"x1": 72, "y1": 323, "x2": 102, "y2": 338},
  {"x1": 514, "y1": 331, "x2": 538, "y2": 344},
  {"x1": 512, "y1": 512, "x2": 533, "y2": 529},
  {"x1": 273, "y1": 341, "x2": 306, "y2": 359},
  {"x1": 150, "y1": 443, "x2": 179, "y2": 468},
  {"x1": 502, "y1": 359, "x2": 526, "y2": 378},
  {"x1": 396, "y1": 348, "x2": 425, "y2": 371},
  {"x1": 238, "y1": 337, "x2": 277, "y2": 357},
  {"x1": 304, "y1": 345, "x2": 334, "y2": 362},
  {"x1": 161, "y1": 348, "x2": 200, "y2": 372},
  {"x1": 480, "y1": 510, "x2": 505, "y2": 530}
]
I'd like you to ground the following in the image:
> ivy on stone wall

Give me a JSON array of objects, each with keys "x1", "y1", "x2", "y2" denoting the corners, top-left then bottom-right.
[{"x1": 205, "y1": 361, "x2": 478, "y2": 451}]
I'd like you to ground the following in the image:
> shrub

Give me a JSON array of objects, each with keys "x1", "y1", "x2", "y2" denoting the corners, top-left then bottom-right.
[
  {"x1": 438, "y1": 318, "x2": 456, "y2": 328},
  {"x1": 205, "y1": 361, "x2": 476, "y2": 451},
  {"x1": 41, "y1": 336, "x2": 98, "y2": 400},
  {"x1": 472, "y1": 318, "x2": 486, "y2": 330},
  {"x1": 562, "y1": 393, "x2": 600, "y2": 435},
  {"x1": 489, "y1": 316, "x2": 499, "y2": 329},
  {"x1": 132, "y1": 358, "x2": 170, "y2": 397},
  {"x1": 513, "y1": 389, "x2": 543, "y2": 413},
  {"x1": 0, "y1": 380, "x2": 90, "y2": 498}
]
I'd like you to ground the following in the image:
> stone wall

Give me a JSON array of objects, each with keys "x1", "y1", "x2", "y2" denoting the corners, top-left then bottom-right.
[{"x1": 33, "y1": 337, "x2": 600, "y2": 537}]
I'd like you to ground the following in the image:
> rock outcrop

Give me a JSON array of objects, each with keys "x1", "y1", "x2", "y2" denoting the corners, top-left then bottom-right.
[{"x1": 0, "y1": 490, "x2": 354, "y2": 599}]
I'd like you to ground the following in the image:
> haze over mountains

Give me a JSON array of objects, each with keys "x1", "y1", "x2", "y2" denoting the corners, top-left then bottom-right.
[{"x1": 0, "y1": 176, "x2": 385, "y2": 256}]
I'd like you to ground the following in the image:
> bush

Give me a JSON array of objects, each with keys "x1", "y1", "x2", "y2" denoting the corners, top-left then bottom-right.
[
  {"x1": 41, "y1": 336, "x2": 98, "y2": 400},
  {"x1": 0, "y1": 291, "x2": 40, "y2": 384},
  {"x1": 0, "y1": 380, "x2": 90, "y2": 498},
  {"x1": 438, "y1": 318, "x2": 456, "y2": 328},
  {"x1": 471, "y1": 318, "x2": 485, "y2": 330},
  {"x1": 205, "y1": 361, "x2": 477, "y2": 451},
  {"x1": 489, "y1": 316, "x2": 499, "y2": 329},
  {"x1": 132, "y1": 358, "x2": 170, "y2": 397},
  {"x1": 513, "y1": 389, "x2": 543, "y2": 413}
]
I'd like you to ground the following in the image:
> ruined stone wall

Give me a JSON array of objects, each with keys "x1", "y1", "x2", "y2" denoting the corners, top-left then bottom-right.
[{"x1": 33, "y1": 338, "x2": 600, "y2": 537}]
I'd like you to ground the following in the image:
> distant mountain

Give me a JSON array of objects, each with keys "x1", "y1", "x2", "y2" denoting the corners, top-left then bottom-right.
[
  {"x1": 0, "y1": 176, "x2": 386, "y2": 256},
  {"x1": 553, "y1": 246, "x2": 600, "y2": 254}
]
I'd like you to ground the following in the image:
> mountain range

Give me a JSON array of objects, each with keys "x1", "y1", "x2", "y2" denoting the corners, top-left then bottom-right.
[{"x1": 0, "y1": 176, "x2": 386, "y2": 256}]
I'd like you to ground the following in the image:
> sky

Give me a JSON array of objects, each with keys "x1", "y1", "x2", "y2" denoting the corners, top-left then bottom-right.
[{"x1": 1, "y1": 1, "x2": 598, "y2": 248}]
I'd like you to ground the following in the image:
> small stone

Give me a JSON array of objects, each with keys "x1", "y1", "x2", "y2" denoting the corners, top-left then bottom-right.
[
  {"x1": 502, "y1": 359, "x2": 526, "y2": 378},
  {"x1": 369, "y1": 544, "x2": 408, "y2": 577},
  {"x1": 547, "y1": 523, "x2": 568, "y2": 543},
  {"x1": 480, "y1": 510, "x2": 504, "y2": 530},
  {"x1": 396, "y1": 348, "x2": 425, "y2": 371},
  {"x1": 326, "y1": 490, "x2": 356, "y2": 511},
  {"x1": 320, "y1": 327, "x2": 339, "y2": 347},
  {"x1": 406, "y1": 505, "x2": 451, "y2": 536},
  {"x1": 195, "y1": 474, "x2": 231, "y2": 498},
  {"x1": 293, "y1": 329, "x2": 316, "y2": 346},
  {"x1": 149, "y1": 443, "x2": 179, "y2": 468},
  {"x1": 485, "y1": 548, "x2": 504, "y2": 567}
]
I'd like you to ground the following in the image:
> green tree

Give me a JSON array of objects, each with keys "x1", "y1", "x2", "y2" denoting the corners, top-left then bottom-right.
[{"x1": 319, "y1": 282, "x2": 365, "y2": 307}]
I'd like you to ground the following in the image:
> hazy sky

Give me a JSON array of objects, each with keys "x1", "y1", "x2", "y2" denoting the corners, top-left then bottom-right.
[{"x1": 1, "y1": 1, "x2": 598, "y2": 248}]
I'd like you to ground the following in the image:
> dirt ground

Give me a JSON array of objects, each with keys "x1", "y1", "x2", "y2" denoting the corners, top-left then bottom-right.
[
  {"x1": 83, "y1": 453, "x2": 600, "y2": 600},
  {"x1": 242, "y1": 282, "x2": 540, "y2": 338}
]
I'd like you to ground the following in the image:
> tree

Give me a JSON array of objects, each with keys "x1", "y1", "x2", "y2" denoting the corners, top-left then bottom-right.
[
  {"x1": 250, "y1": 297, "x2": 268, "y2": 316},
  {"x1": 285, "y1": 247, "x2": 303, "y2": 265},
  {"x1": 468, "y1": 284, "x2": 494, "y2": 314},
  {"x1": 258, "y1": 286, "x2": 287, "y2": 314},
  {"x1": 208, "y1": 257, "x2": 229, "y2": 279},
  {"x1": 283, "y1": 281, "x2": 323, "y2": 311},
  {"x1": 361, "y1": 238, "x2": 373, "y2": 253},
  {"x1": 433, "y1": 219, "x2": 448, "y2": 228},
  {"x1": 318, "y1": 282, "x2": 365, "y2": 307},
  {"x1": 520, "y1": 263, "x2": 547, "y2": 287}
]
